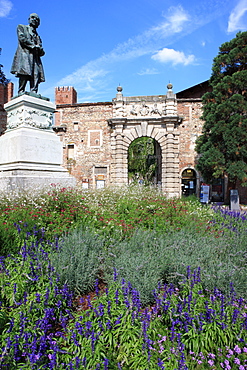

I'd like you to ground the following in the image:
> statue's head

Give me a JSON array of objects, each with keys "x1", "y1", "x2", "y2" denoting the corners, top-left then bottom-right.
[{"x1": 28, "y1": 13, "x2": 40, "y2": 28}]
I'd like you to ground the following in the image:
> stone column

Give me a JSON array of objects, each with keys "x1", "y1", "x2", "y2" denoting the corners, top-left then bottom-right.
[
  {"x1": 163, "y1": 122, "x2": 180, "y2": 198},
  {"x1": 109, "y1": 117, "x2": 129, "y2": 186},
  {"x1": 114, "y1": 132, "x2": 127, "y2": 185}
]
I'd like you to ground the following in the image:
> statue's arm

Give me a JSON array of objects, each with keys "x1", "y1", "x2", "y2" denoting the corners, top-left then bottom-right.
[
  {"x1": 17, "y1": 25, "x2": 45, "y2": 56},
  {"x1": 37, "y1": 36, "x2": 45, "y2": 56},
  {"x1": 17, "y1": 24, "x2": 34, "y2": 50}
]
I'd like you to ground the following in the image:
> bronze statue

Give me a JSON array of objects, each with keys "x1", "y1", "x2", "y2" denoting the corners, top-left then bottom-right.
[{"x1": 11, "y1": 13, "x2": 45, "y2": 94}]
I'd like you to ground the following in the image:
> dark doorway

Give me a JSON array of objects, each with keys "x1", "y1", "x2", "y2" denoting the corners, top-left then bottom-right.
[
  {"x1": 211, "y1": 178, "x2": 224, "y2": 202},
  {"x1": 181, "y1": 169, "x2": 197, "y2": 196}
]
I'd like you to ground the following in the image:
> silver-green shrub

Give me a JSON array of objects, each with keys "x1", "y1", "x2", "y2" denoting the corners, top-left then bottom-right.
[{"x1": 50, "y1": 228, "x2": 105, "y2": 295}]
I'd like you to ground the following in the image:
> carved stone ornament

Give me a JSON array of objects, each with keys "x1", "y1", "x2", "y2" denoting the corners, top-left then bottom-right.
[
  {"x1": 7, "y1": 108, "x2": 53, "y2": 129},
  {"x1": 113, "y1": 101, "x2": 168, "y2": 118},
  {"x1": 4, "y1": 93, "x2": 56, "y2": 131}
]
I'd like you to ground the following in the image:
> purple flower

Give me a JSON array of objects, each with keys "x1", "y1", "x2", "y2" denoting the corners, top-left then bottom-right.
[
  {"x1": 104, "y1": 358, "x2": 109, "y2": 370},
  {"x1": 234, "y1": 358, "x2": 241, "y2": 365},
  {"x1": 95, "y1": 279, "x2": 99, "y2": 296},
  {"x1": 113, "y1": 268, "x2": 118, "y2": 281},
  {"x1": 208, "y1": 353, "x2": 216, "y2": 359},
  {"x1": 234, "y1": 345, "x2": 242, "y2": 354},
  {"x1": 114, "y1": 315, "x2": 122, "y2": 326},
  {"x1": 157, "y1": 358, "x2": 165, "y2": 369}
]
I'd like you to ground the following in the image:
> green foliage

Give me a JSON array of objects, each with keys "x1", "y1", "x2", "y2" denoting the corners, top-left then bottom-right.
[
  {"x1": 128, "y1": 137, "x2": 158, "y2": 184},
  {"x1": 50, "y1": 216, "x2": 247, "y2": 305},
  {"x1": 0, "y1": 239, "x2": 71, "y2": 368},
  {"x1": 196, "y1": 31, "x2": 247, "y2": 186},
  {"x1": 0, "y1": 186, "x2": 91, "y2": 256},
  {"x1": 110, "y1": 226, "x2": 247, "y2": 301},
  {"x1": 0, "y1": 188, "x2": 247, "y2": 368},
  {"x1": 0, "y1": 185, "x2": 213, "y2": 256},
  {"x1": 50, "y1": 228, "x2": 105, "y2": 295}
]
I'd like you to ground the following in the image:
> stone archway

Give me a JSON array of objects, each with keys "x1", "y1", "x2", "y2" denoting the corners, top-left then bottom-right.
[{"x1": 108, "y1": 85, "x2": 183, "y2": 198}]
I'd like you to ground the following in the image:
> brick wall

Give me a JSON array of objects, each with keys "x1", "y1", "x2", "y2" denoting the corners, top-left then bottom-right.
[
  {"x1": 54, "y1": 86, "x2": 247, "y2": 203},
  {"x1": 0, "y1": 82, "x2": 13, "y2": 135},
  {"x1": 177, "y1": 99, "x2": 204, "y2": 172},
  {"x1": 54, "y1": 101, "x2": 113, "y2": 187}
]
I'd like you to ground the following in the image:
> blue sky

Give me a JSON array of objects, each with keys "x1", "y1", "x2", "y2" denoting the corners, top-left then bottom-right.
[{"x1": 0, "y1": 0, "x2": 247, "y2": 103}]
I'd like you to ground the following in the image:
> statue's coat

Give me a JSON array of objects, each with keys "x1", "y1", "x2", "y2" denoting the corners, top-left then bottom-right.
[{"x1": 11, "y1": 24, "x2": 45, "y2": 82}]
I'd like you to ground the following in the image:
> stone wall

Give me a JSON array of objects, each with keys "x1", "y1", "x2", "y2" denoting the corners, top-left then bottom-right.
[
  {"x1": 54, "y1": 86, "x2": 204, "y2": 194},
  {"x1": 54, "y1": 101, "x2": 113, "y2": 187},
  {"x1": 53, "y1": 85, "x2": 247, "y2": 203}
]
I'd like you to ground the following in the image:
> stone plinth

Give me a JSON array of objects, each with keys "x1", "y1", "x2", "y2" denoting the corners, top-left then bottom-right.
[{"x1": 0, "y1": 94, "x2": 76, "y2": 191}]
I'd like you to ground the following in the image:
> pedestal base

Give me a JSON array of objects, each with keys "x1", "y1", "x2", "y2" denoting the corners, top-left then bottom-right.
[
  {"x1": 0, "y1": 94, "x2": 76, "y2": 192},
  {"x1": 0, "y1": 169, "x2": 76, "y2": 192}
]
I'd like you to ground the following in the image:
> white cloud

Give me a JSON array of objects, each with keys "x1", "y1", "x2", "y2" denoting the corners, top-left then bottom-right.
[
  {"x1": 54, "y1": 2, "x2": 225, "y2": 101},
  {"x1": 137, "y1": 68, "x2": 159, "y2": 76},
  {"x1": 57, "y1": 5, "x2": 189, "y2": 91},
  {"x1": 0, "y1": 0, "x2": 12, "y2": 17},
  {"x1": 151, "y1": 48, "x2": 195, "y2": 66},
  {"x1": 228, "y1": 0, "x2": 247, "y2": 32},
  {"x1": 148, "y1": 5, "x2": 189, "y2": 37}
]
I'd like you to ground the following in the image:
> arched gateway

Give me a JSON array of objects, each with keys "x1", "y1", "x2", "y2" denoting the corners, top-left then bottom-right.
[{"x1": 108, "y1": 84, "x2": 183, "y2": 197}]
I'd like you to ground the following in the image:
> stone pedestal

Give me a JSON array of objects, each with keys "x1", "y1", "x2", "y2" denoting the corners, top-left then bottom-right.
[{"x1": 0, "y1": 93, "x2": 76, "y2": 191}]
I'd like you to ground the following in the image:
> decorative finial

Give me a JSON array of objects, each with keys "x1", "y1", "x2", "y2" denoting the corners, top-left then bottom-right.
[
  {"x1": 117, "y1": 85, "x2": 123, "y2": 93},
  {"x1": 167, "y1": 83, "x2": 173, "y2": 90}
]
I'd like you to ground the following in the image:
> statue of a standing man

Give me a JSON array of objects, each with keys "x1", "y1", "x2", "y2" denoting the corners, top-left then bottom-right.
[{"x1": 11, "y1": 13, "x2": 45, "y2": 94}]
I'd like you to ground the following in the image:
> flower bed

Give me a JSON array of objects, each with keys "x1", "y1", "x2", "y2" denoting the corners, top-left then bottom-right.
[{"x1": 0, "y1": 186, "x2": 247, "y2": 369}]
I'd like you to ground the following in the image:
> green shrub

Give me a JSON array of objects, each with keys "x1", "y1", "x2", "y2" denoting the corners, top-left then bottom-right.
[
  {"x1": 104, "y1": 225, "x2": 247, "y2": 303},
  {"x1": 50, "y1": 228, "x2": 106, "y2": 295}
]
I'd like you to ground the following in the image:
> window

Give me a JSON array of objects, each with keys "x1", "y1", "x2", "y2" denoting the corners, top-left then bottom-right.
[
  {"x1": 94, "y1": 166, "x2": 108, "y2": 189},
  {"x1": 74, "y1": 122, "x2": 79, "y2": 131},
  {"x1": 94, "y1": 167, "x2": 107, "y2": 175},
  {"x1": 88, "y1": 130, "x2": 102, "y2": 147},
  {"x1": 67, "y1": 144, "x2": 74, "y2": 159}
]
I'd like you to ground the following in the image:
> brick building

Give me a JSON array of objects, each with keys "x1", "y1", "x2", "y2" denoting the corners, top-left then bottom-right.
[
  {"x1": 54, "y1": 83, "x2": 210, "y2": 198},
  {"x1": 1, "y1": 82, "x2": 245, "y2": 202},
  {"x1": 0, "y1": 82, "x2": 13, "y2": 135},
  {"x1": 54, "y1": 87, "x2": 113, "y2": 189}
]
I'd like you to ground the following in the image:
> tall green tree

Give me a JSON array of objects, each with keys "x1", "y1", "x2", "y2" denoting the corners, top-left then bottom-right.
[{"x1": 196, "y1": 32, "x2": 247, "y2": 188}]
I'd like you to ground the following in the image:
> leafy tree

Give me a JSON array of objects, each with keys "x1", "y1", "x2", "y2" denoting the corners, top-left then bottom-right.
[
  {"x1": 128, "y1": 137, "x2": 157, "y2": 184},
  {"x1": 0, "y1": 48, "x2": 10, "y2": 85},
  {"x1": 196, "y1": 32, "x2": 247, "y2": 189}
]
